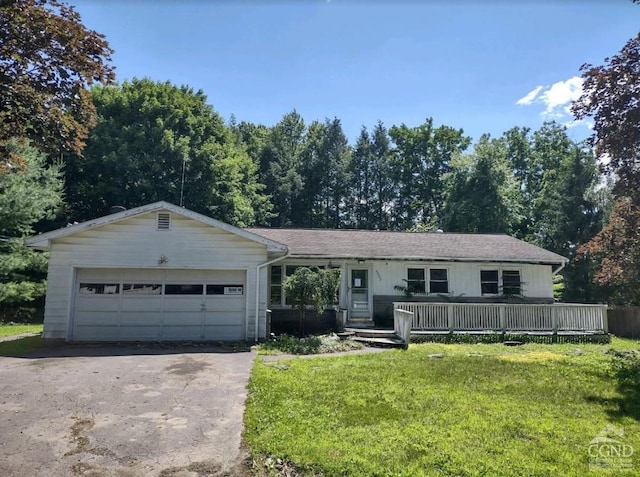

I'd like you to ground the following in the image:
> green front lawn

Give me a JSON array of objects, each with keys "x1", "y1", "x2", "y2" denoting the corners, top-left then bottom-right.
[
  {"x1": 0, "y1": 324, "x2": 45, "y2": 356},
  {"x1": 0, "y1": 323, "x2": 43, "y2": 338},
  {"x1": 245, "y1": 338, "x2": 640, "y2": 476}
]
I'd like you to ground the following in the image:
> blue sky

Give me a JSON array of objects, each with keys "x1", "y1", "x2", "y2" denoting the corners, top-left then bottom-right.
[{"x1": 74, "y1": 1, "x2": 639, "y2": 144}]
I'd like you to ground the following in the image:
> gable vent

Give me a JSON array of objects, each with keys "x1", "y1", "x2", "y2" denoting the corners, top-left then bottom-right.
[{"x1": 157, "y1": 212, "x2": 171, "y2": 230}]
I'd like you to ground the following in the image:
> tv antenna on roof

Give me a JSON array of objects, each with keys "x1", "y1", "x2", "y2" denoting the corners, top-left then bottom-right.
[{"x1": 179, "y1": 155, "x2": 186, "y2": 207}]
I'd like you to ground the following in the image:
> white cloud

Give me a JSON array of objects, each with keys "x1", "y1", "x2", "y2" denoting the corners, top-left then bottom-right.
[
  {"x1": 539, "y1": 77, "x2": 583, "y2": 116},
  {"x1": 516, "y1": 76, "x2": 584, "y2": 122},
  {"x1": 516, "y1": 85, "x2": 544, "y2": 105}
]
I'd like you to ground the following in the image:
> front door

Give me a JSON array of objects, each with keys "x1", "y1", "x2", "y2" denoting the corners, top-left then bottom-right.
[{"x1": 349, "y1": 268, "x2": 371, "y2": 321}]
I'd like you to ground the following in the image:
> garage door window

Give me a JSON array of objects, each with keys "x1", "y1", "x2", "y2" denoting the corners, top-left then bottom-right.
[
  {"x1": 122, "y1": 284, "x2": 162, "y2": 295},
  {"x1": 206, "y1": 285, "x2": 244, "y2": 295},
  {"x1": 164, "y1": 284, "x2": 204, "y2": 295},
  {"x1": 79, "y1": 283, "x2": 120, "y2": 295}
]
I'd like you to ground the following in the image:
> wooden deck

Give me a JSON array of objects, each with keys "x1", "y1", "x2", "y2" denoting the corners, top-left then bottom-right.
[{"x1": 394, "y1": 302, "x2": 608, "y2": 334}]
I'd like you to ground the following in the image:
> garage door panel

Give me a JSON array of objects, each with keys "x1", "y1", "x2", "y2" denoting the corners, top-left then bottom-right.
[
  {"x1": 121, "y1": 299, "x2": 163, "y2": 312},
  {"x1": 75, "y1": 299, "x2": 120, "y2": 312},
  {"x1": 73, "y1": 268, "x2": 246, "y2": 342},
  {"x1": 74, "y1": 325, "x2": 119, "y2": 341},
  {"x1": 204, "y1": 311, "x2": 244, "y2": 325},
  {"x1": 203, "y1": 300, "x2": 244, "y2": 312},
  {"x1": 72, "y1": 311, "x2": 119, "y2": 325},
  {"x1": 117, "y1": 326, "x2": 160, "y2": 341},
  {"x1": 120, "y1": 312, "x2": 162, "y2": 325},
  {"x1": 162, "y1": 313, "x2": 203, "y2": 326},
  {"x1": 163, "y1": 299, "x2": 204, "y2": 312},
  {"x1": 161, "y1": 325, "x2": 203, "y2": 341},
  {"x1": 203, "y1": 326, "x2": 244, "y2": 340}
]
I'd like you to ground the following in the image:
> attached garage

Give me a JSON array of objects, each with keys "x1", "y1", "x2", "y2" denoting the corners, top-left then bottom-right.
[
  {"x1": 25, "y1": 202, "x2": 288, "y2": 342},
  {"x1": 73, "y1": 268, "x2": 247, "y2": 341}
]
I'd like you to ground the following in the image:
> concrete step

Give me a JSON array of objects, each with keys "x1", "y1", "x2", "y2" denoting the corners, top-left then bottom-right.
[
  {"x1": 352, "y1": 336, "x2": 405, "y2": 348},
  {"x1": 347, "y1": 328, "x2": 397, "y2": 339},
  {"x1": 344, "y1": 321, "x2": 375, "y2": 329}
]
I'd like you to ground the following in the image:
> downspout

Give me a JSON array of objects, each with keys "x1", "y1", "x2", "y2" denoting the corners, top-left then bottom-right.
[
  {"x1": 552, "y1": 259, "x2": 568, "y2": 276},
  {"x1": 254, "y1": 252, "x2": 290, "y2": 342}
]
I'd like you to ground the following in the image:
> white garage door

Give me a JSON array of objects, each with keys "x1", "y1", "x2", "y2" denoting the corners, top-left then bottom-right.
[{"x1": 72, "y1": 268, "x2": 246, "y2": 341}]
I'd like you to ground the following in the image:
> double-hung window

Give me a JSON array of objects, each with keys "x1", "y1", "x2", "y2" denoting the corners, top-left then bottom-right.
[
  {"x1": 429, "y1": 268, "x2": 449, "y2": 294},
  {"x1": 406, "y1": 267, "x2": 449, "y2": 294},
  {"x1": 406, "y1": 268, "x2": 426, "y2": 294},
  {"x1": 480, "y1": 269, "x2": 521, "y2": 296},
  {"x1": 501, "y1": 270, "x2": 522, "y2": 296}
]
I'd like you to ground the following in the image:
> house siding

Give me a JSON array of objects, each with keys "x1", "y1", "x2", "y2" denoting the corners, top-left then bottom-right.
[
  {"x1": 267, "y1": 259, "x2": 556, "y2": 325},
  {"x1": 42, "y1": 212, "x2": 270, "y2": 340},
  {"x1": 370, "y1": 261, "x2": 554, "y2": 298}
]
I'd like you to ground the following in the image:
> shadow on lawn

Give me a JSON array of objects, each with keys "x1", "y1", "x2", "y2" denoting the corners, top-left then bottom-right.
[
  {"x1": 587, "y1": 350, "x2": 640, "y2": 421},
  {"x1": 0, "y1": 335, "x2": 253, "y2": 358}
]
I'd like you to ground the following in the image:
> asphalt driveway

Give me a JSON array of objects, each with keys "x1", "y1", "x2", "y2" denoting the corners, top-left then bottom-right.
[{"x1": 0, "y1": 344, "x2": 256, "y2": 477}]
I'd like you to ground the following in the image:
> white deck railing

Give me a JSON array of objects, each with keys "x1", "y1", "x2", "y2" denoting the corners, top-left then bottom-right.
[{"x1": 393, "y1": 302, "x2": 608, "y2": 333}]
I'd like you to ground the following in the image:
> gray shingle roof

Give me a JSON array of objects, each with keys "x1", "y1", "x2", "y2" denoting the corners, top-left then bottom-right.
[{"x1": 245, "y1": 228, "x2": 567, "y2": 265}]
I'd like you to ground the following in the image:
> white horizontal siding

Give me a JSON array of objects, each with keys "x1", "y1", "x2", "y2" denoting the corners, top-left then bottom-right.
[
  {"x1": 272, "y1": 259, "x2": 554, "y2": 300},
  {"x1": 42, "y1": 211, "x2": 270, "y2": 340},
  {"x1": 51, "y1": 213, "x2": 267, "y2": 269},
  {"x1": 371, "y1": 261, "x2": 554, "y2": 298}
]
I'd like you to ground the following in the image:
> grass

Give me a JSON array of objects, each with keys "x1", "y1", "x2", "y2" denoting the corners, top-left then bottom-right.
[
  {"x1": 258, "y1": 334, "x2": 364, "y2": 355},
  {"x1": 0, "y1": 323, "x2": 45, "y2": 356},
  {"x1": 0, "y1": 336, "x2": 47, "y2": 356},
  {"x1": 0, "y1": 323, "x2": 43, "y2": 338},
  {"x1": 245, "y1": 337, "x2": 640, "y2": 476}
]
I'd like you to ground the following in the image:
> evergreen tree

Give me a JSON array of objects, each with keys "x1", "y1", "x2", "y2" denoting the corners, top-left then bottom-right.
[
  {"x1": 0, "y1": 141, "x2": 63, "y2": 315},
  {"x1": 260, "y1": 111, "x2": 306, "y2": 227}
]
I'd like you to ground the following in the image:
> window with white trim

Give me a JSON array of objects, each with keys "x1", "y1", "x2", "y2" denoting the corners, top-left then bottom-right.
[
  {"x1": 406, "y1": 268, "x2": 426, "y2": 294},
  {"x1": 429, "y1": 268, "x2": 449, "y2": 294},
  {"x1": 405, "y1": 267, "x2": 449, "y2": 295},
  {"x1": 501, "y1": 270, "x2": 522, "y2": 296},
  {"x1": 480, "y1": 269, "x2": 522, "y2": 296},
  {"x1": 480, "y1": 270, "x2": 499, "y2": 295}
]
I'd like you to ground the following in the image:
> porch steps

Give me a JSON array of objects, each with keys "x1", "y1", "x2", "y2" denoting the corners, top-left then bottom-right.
[
  {"x1": 344, "y1": 321, "x2": 375, "y2": 329},
  {"x1": 345, "y1": 327, "x2": 405, "y2": 348}
]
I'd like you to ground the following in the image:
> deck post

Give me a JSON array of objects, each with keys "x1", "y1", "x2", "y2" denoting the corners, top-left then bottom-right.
[
  {"x1": 447, "y1": 305, "x2": 454, "y2": 333},
  {"x1": 499, "y1": 306, "x2": 505, "y2": 333},
  {"x1": 393, "y1": 308, "x2": 413, "y2": 349},
  {"x1": 602, "y1": 306, "x2": 609, "y2": 333},
  {"x1": 551, "y1": 305, "x2": 558, "y2": 343}
]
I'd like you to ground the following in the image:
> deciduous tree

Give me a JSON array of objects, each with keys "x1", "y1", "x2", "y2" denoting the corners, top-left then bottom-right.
[
  {"x1": 389, "y1": 118, "x2": 470, "y2": 230},
  {"x1": 65, "y1": 78, "x2": 271, "y2": 226},
  {"x1": 0, "y1": 0, "x2": 115, "y2": 167},
  {"x1": 442, "y1": 135, "x2": 519, "y2": 234},
  {"x1": 572, "y1": 32, "x2": 640, "y2": 303}
]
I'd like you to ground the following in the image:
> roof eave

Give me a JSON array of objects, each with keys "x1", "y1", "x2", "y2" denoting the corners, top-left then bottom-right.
[{"x1": 285, "y1": 253, "x2": 566, "y2": 265}]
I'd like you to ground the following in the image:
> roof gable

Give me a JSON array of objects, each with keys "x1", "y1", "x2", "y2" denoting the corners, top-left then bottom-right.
[{"x1": 25, "y1": 201, "x2": 288, "y2": 252}]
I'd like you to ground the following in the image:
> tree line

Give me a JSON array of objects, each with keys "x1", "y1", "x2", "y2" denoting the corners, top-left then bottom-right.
[{"x1": 50, "y1": 78, "x2": 614, "y2": 305}]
